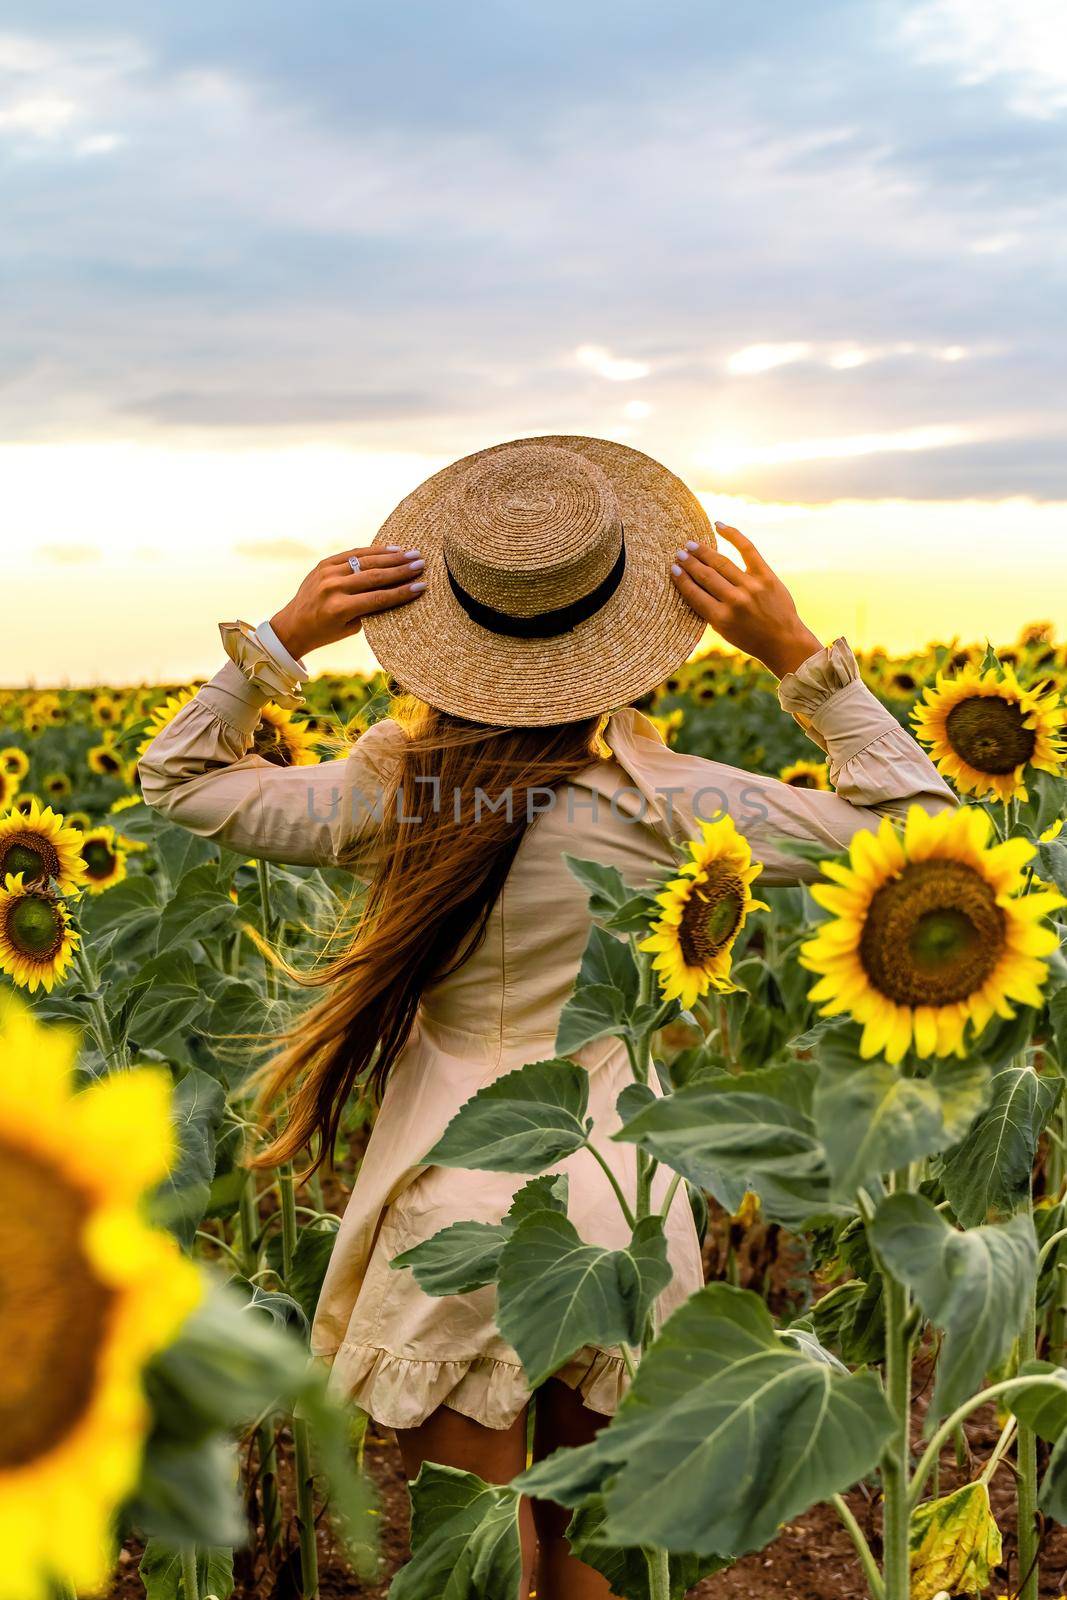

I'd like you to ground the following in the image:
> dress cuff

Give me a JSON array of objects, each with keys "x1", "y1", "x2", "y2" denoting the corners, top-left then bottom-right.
[
  {"x1": 256, "y1": 619, "x2": 309, "y2": 683},
  {"x1": 218, "y1": 620, "x2": 305, "y2": 710}
]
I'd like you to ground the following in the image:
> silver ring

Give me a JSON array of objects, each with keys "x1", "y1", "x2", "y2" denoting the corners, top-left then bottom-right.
[{"x1": 348, "y1": 555, "x2": 362, "y2": 573}]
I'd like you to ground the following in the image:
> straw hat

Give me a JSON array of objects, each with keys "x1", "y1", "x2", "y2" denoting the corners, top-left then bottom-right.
[{"x1": 363, "y1": 435, "x2": 713, "y2": 726}]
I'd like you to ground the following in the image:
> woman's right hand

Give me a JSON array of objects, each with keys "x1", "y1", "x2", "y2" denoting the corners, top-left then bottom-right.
[{"x1": 269, "y1": 546, "x2": 426, "y2": 659}]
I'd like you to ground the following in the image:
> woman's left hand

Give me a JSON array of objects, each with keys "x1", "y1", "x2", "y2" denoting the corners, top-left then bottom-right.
[{"x1": 670, "y1": 521, "x2": 822, "y2": 678}]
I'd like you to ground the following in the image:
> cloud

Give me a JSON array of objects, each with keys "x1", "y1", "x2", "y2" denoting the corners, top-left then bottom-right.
[
  {"x1": 233, "y1": 538, "x2": 318, "y2": 561},
  {"x1": 37, "y1": 541, "x2": 101, "y2": 563},
  {"x1": 574, "y1": 346, "x2": 651, "y2": 382}
]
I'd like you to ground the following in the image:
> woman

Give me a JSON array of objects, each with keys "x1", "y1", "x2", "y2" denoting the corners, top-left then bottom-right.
[{"x1": 140, "y1": 436, "x2": 953, "y2": 1598}]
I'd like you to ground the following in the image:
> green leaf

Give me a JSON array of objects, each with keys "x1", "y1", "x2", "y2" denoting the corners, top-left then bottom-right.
[
  {"x1": 393, "y1": 1220, "x2": 512, "y2": 1297},
  {"x1": 132, "y1": 1435, "x2": 247, "y2": 1548},
  {"x1": 156, "y1": 862, "x2": 237, "y2": 951},
  {"x1": 813, "y1": 1053, "x2": 992, "y2": 1199},
  {"x1": 518, "y1": 1283, "x2": 893, "y2": 1558},
  {"x1": 81, "y1": 873, "x2": 161, "y2": 954},
  {"x1": 939, "y1": 1065, "x2": 1062, "y2": 1225},
  {"x1": 564, "y1": 1500, "x2": 728, "y2": 1599},
  {"x1": 555, "y1": 924, "x2": 640, "y2": 1052},
  {"x1": 613, "y1": 1075, "x2": 836, "y2": 1227},
  {"x1": 139, "y1": 1540, "x2": 234, "y2": 1600},
  {"x1": 556, "y1": 982, "x2": 633, "y2": 1055},
  {"x1": 153, "y1": 1067, "x2": 226, "y2": 1248},
  {"x1": 1038, "y1": 839, "x2": 1067, "y2": 896},
  {"x1": 423, "y1": 1059, "x2": 589, "y2": 1173},
  {"x1": 389, "y1": 1464, "x2": 522, "y2": 1600},
  {"x1": 264, "y1": 1218, "x2": 340, "y2": 1320},
  {"x1": 156, "y1": 824, "x2": 219, "y2": 885},
  {"x1": 563, "y1": 854, "x2": 634, "y2": 921},
  {"x1": 496, "y1": 1212, "x2": 671, "y2": 1387},
  {"x1": 870, "y1": 1192, "x2": 1037, "y2": 1417},
  {"x1": 391, "y1": 1175, "x2": 570, "y2": 1298}
]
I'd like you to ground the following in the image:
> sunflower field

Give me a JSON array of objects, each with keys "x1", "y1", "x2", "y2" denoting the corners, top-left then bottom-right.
[{"x1": 3, "y1": 621, "x2": 1067, "y2": 1600}]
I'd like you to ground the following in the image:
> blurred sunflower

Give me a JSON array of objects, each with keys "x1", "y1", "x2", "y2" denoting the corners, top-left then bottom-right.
[
  {"x1": 0, "y1": 801, "x2": 86, "y2": 893},
  {"x1": 41, "y1": 771, "x2": 72, "y2": 803},
  {"x1": 0, "y1": 875, "x2": 80, "y2": 992},
  {"x1": 779, "y1": 759, "x2": 830, "y2": 790},
  {"x1": 252, "y1": 703, "x2": 321, "y2": 767},
  {"x1": 801, "y1": 807, "x2": 1065, "y2": 1062},
  {"x1": 90, "y1": 693, "x2": 121, "y2": 727},
  {"x1": 136, "y1": 688, "x2": 198, "y2": 756},
  {"x1": 87, "y1": 742, "x2": 124, "y2": 779},
  {"x1": 13, "y1": 793, "x2": 41, "y2": 818},
  {"x1": 640, "y1": 814, "x2": 768, "y2": 1008},
  {"x1": 65, "y1": 810, "x2": 91, "y2": 832},
  {"x1": 0, "y1": 767, "x2": 21, "y2": 813},
  {"x1": 0, "y1": 747, "x2": 30, "y2": 782},
  {"x1": 79, "y1": 826, "x2": 128, "y2": 894},
  {"x1": 912, "y1": 664, "x2": 1065, "y2": 803},
  {"x1": 0, "y1": 996, "x2": 201, "y2": 1599}
]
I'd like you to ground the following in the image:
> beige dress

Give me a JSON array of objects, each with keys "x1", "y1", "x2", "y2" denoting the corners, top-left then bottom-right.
[{"x1": 139, "y1": 635, "x2": 954, "y2": 1430}]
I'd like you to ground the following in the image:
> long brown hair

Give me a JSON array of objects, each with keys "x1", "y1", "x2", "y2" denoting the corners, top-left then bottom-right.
[{"x1": 251, "y1": 698, "x2": 603, "y2": 1172}]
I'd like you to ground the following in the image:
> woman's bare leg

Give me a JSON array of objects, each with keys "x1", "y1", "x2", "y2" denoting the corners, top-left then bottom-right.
[
  {"x1": 394, "y1": 1404, "x2": 536, "y2": 1596},
  {"x1": 530, "y1": 1378, "x2": 620, "y2": 1600}
]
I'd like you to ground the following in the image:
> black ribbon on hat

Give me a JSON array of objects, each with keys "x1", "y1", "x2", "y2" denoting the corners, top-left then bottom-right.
[{"x1": 445, "y1": 536, "x2": 626, "y2": 640}]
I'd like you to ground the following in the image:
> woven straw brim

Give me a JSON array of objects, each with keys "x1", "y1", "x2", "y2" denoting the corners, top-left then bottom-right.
[{"x1": 362, "y1": 435, "x2": 713, "y2": 727}]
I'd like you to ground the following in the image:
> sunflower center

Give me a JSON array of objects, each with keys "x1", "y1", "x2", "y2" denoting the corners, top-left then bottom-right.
[
  {"x1": 860, "y1": 860, "x2": 1004, "y2": 1006},
  {"x1": 0, "y1": 1140, "x2": 113, "y2": 1467},
  {"x1": 97, "y1": 750, "x2": 121, "y2": 774},
  {"x1": 679, "y1": 865, "x2": 745, "y2": 966},
  {"x1": 2, "y1": 833, "x2": 61, "y2": 885},
  {"x1": 945, "y1": 695, "x2": 1036, "y2": 775},
  {"x1": 7, "y1": 894, "x2": 64, "y2": 959},
  {"x1": 83, "y1": 840, "x2": 117, "y2": 879},
  {"x1": 787, "y1": 773, "x2": 817, "y2": 788}
]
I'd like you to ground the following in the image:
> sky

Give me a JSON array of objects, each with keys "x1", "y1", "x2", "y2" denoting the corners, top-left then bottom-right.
[{"x1": 3, "y1": 0, "x2": 1067, "y2": 685}]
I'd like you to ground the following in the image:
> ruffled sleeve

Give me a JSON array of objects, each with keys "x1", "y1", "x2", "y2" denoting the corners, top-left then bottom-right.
[
  {"x1": 777, "y1": 637, "x2": 956, "y2": 815},
  {"x1": 137, "y1": 626, "x2": 403, "y2": 869}
]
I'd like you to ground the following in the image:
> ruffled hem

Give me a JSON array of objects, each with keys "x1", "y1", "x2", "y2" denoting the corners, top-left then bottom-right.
[
  {"x1": 218, "y1": 619, "x2": 305, "y2": 709},
  {"x1": 326, "y1": 1341, "x2": 629, "y2": 1432},
  {"x1": 777, "y1": 635, "x2": 856, "y2": 718}
]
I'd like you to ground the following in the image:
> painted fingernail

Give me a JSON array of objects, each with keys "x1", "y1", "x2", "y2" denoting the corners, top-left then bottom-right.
[
  {"x1": 386, "y1": 544, "x2": 402, "y2": 551},
  {"x1": 685, "y1": 539, "x2": 700, "y2": 551},
  {"x1": 408, "y1": 558, "x2": 424, "y2": 573},
  {"x1": 671, "y1": 563, "x2": 682, "y2": 576},
  {"x1": 714, "y1": 520, "x2": 725, "y2": 530},
  {"x1": 411, "y1": 580, "x2": 427, "y2": 593},
  {"x1": 675, "y1": 549, "x2": 689, "y2": 561},
  {"x1": 404, "y1": 547, "x2": 420, "y2": 558}
]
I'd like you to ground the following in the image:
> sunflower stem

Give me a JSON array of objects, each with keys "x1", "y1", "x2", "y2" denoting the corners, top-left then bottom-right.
[
  {"x1": 180, "y1": 1547, "x2": 200, "y2": 1600},
  {"x1": 294, "y1": 1412, "x2": 320, "y2": 1597},
  {"x1": 73, "y1": 939, "x2": 127, "y2": 1072},
  {"x1": 1016, "y1": 1185, "x2": 1040, "y2": 1600},
  {"x1": 832, "y1": 1494, "x2": 885, "y2": 1600},
  {"x1": 878, "y1": 1167, "x2": 914, "y2": 1600}
]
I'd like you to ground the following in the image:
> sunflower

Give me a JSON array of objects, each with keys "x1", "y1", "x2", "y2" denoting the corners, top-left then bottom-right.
[
  {"x1": 13, "y1": 793, "x2": 41, "y2": 818},
  {"x1": 136, "y1": 687, "x2": 199, "y2": 756},
  {"x1": 87, "y1": 742, "x2": 125, "y2": 779},
  {"x1": 78, "y1": 826, "x2": 128, "y2": 894},
  {"x1": 0, "y1": 801, "x2": 87, "y2": 893},
  {"x1": 0, "y1": 995, "x2": 201, "y2": 1599},
  {"x1": 800, "y1": 807, "x2": 1065, "y2": 1063},
  {"x1": 252, "y1": 702, "x2": 321, "y2": 767},
  {"x1": 41, "y1": 771, "x2": 72, "y2": 802},
  {"x1": 0, "y1": 747, "x2": 30, "y2": 782},
  {"x1": 90, "y1": 693, "x2": 121, "y2": 727},
  {"x1": 912, "y1": 664, "x2": 1065, "y2": 804},
  {"x1": 65, "y1": 810, "x2": 92, "y2": 831},
  {"x1": 0, "y1": 767, "x2": 21, "y2": 813},
  {"x1": 779, "y1": 759, "x2": 830, "y2": 790},
  {"x1": 639, "y1": 814, "x2": 768, "y2": 1008},
  {"x1": 0, "y1": 876, "x2": 80, "y2": 992}
]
